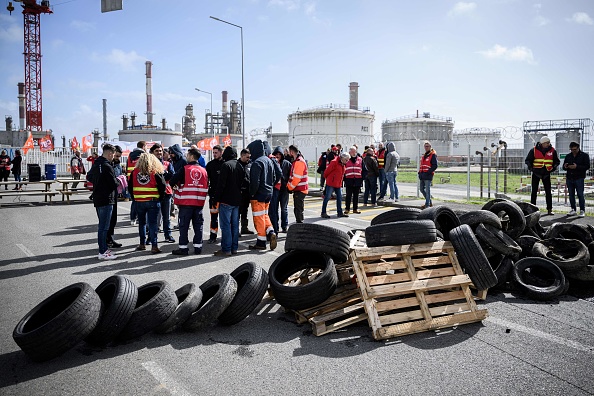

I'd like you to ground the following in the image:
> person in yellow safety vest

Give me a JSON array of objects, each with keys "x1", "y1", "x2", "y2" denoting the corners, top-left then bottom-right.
[
  {"x1": 127, "y1": 140, "x2": 147, "y2": 225},
  {"x1": 376, "y1": 142, "x2": 388, "y2": 201},
  {"x1": 246, "y1": 139, "x2": 279, "y2": 250},
  {"x1": 128, "y1": 152, "x2": 166, "y2": 254},
  {"x1": 418, "y1": 141, "x2": 438, "y2": 209},
  {"x1": 287, "y1": 144, "x2": 309, "y2": 223},
  {"x1": 524, "y1": 135, "x2": 560, "y2": 215},
  {"x1": 169, "y1": 148, "x2": 209, "y2": 255}
]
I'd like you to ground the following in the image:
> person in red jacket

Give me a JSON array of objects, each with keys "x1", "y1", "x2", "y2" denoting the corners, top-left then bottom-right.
[{"x1": 321, "y1": 152, "x2": 349, "y2": 219}]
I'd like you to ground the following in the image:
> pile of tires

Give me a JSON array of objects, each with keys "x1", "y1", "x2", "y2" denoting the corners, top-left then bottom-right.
[
  {"x1": 367, "y1": 208, "x2": 438, "y2": 247},
  {"x1": 274, "y1": 223, "x2": 344, "y2": 310},
  {"x1": 12, "y1": 262, "x2": 269, "y2": 362}
]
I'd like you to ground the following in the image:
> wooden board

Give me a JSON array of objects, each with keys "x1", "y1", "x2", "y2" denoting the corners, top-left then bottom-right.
[{"x1": 351, "y1": 238, "x2": 488, "y2": 341}]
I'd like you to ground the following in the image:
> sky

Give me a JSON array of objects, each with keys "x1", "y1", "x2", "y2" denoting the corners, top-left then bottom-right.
[{"x1": 0, "y1": 0, "x2": 593, "y2": 145}]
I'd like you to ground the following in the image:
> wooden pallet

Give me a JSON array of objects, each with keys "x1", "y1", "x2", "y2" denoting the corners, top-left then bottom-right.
[
  {"x1": 293, "y1": 284, "x2": 367, "y2": 336},
  {"x1": 351, "y1": 240, "x2": 488, "y2": 341}
]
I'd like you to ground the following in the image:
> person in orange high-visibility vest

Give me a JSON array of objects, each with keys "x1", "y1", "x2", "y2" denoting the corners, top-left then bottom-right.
[
  {"x1": 524, "y1": 136, "x2": 560, "y2": 215},
  {"x1": 287, "y1": 144, "x2": 309, "y2": 223},
  {"x1": 418, "y1": 141, "x2": 438, "y2": 209},
  {"x1": 128, "y1": 152, "x2": 166, "y2": 254},
  {"x1": 169, "y1": 148, "x2": 209, "y2": 255}
]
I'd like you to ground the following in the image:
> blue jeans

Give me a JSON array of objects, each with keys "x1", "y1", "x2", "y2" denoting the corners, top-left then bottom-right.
[
  {"x1": 130, "y1": 200, "x2": 137, "y2": 221},
  {"x1": 269, "y1": 188, "x2": 290, "y2": 233},
  {"x1": 378, "y1": 168, "x2": 387, "y2": 199},
  {"x1": 219, "y1": 203, "x2": 239, "y2": 253},
  {"x1": 420, "y1": 179, "x2": 432, "y2": 206},
  {"x1": 386, "y1": 171, "x2": 398, "y2": 200},
  {"x1": 136, "y1": 200, "x2": 160, "y2": 246},
  {"x1": 567, "y1": 178, "x2": 585, "y2": 211},
  {"x1": 178, "y1": 205, "x2": 204, "y2": 249},
  {"x1": 322, "y1": 186, "x2": 344, "y2": 216},
  {"x1": 96, "y1": 205, "x2": 113, "y2": 254},
  {"x1": 160, "y1": 195, "x2": 172, "y2": 238},
  {"x1": 363, "y1": 177, "x2": 377, "y2": 205}
]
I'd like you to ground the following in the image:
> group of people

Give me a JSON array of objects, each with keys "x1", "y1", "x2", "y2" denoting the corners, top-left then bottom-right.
[
  {"x1": 88, "y1": 139, "x2": 312, "y2": 260},
  {"x1": 525, "y1": 136, "x2": 590, "y2": 217},
  {"x1": 0, "y1": 149, "x2": 23, "y2": 190}
]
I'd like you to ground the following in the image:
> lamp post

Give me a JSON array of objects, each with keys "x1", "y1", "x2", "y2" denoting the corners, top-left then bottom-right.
[
  {"x1": 210, "y1": 16, "x2": 244, "y2": 148},
  {"x1": 195, "y1": 88, "x2": 213, "y2": 136}
]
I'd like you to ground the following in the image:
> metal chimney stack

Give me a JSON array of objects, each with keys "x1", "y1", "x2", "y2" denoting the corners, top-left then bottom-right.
[
  {"x1": 222, "y1": 91, "x2": 228, "y2": 116},
  {"x1": 18, "y1": 82, "x2": 25, "y2": 130},
  {"x1": 102, "y1": 99, "x2": 107, "y2": 140},
  {"x1": 145, "y1": 61, "x2": 153, "y2": 126},
  {"x1": 349, "y1": 82, "x2": 359, "y2": 110}
]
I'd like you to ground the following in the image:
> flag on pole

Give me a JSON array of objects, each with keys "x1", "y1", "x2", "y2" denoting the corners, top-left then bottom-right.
[
  {"x1": 208, "y1": 136, "x2": 220, "y2": 150},
  {"x1": 223, "y1": 135, "x2": 232, "y2": 147},
  {"x1": 197, "y1": 139, "x2": 206, "y2": 150},
  {"x1": 82, "y1": 134, "x2": 93, "y2": 152},
  {"x1": 39, "y1": 134, "x2": 54, "y2": 152},
  {"x1": 22, "y1": 132, "x2": 34, "y2": 155},
  {"x1": 71, "y1": 137, "x2": 80, "y2": 151}
]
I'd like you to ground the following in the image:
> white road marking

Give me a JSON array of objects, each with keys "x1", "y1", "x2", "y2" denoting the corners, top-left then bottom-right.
[
  {"x1": 16, "y1": 244, "x2": 34, "y2": 257},
  {"x1": 488, "y1": 317, "x2": 594, "y2": 354},
  {"x1": 141, "y1": 361, "x2": 192, "y2": 396}
]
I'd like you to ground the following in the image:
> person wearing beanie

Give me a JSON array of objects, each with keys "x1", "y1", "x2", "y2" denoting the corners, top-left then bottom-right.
[
  {"x1": 287, "y1": 144, "x2": 309, "y2": 223},
  {"x1": 213, "y1": 146, "x2": 244, "y2": 256},
  {"x1": 524, "y1": 136, "x2": 560, "y2": 215}
]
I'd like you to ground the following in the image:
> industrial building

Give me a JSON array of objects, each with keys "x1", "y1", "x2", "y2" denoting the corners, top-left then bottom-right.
[{"x1": 287, "y1": 82, "x2": 375, "y2": 162}]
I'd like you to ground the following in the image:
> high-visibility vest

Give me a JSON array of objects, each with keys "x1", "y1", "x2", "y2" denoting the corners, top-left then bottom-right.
[
  {"x1": 126, "y1": 156, "x2": 139, "y2": 177},
  {"x1": 533, "y1": 146, "x2": 554, "y2": 171},
  {"x1": 345, "y1": 156, "x2": 363, "y2": 179},
  {"x1": 131, "y1": 169, "x2": 159, "y2": 202},
  {"x1": 377, "y1": 149, "x2": 385, "y2": 169},
  {"x1": 163, "y1": 160, "x2": 173, "y2": 195},
  {"x1": 419, "y1": 150, "x2": 436, "y2": 175},
  {"x1": 173, "y1": 164, "x2": 208, "y2": 206},
  {"x1": 287, "y1": 155, "x2": 308, "y2": 193}
]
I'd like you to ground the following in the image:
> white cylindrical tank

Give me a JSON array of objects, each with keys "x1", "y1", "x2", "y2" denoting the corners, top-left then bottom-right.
[
  {"x1": 118, "y1": 129, "x2": 182, "y2": 148},
  {"x1": 452, "y1": 130, "x2": 501, "y2": 156},
  {"x1": 555, "y1": 131, "x2": 581, "y2": 155},
  {"x1": 287, "y1": 105, "x2": 374, "y2": 163},
  {"x1": 381, "y1": 114, "x2": 454, "y2": 163}
]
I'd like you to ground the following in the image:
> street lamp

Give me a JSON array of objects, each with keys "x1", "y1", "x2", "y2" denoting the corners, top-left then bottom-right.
[
  {"x1": 195, "y1": 88, "x2": 213, "y2": 136},
  {"x1": 292, "y1": 124, "x2": 301, "y2": 144},
  {"x1": 210, "y1": 16, "x2": 245, "y2": 148}
]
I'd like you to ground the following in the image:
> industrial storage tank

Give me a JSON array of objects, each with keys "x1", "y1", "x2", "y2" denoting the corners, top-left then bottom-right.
[
  {"x1": 555, "y1": 131, "x2": 581, "y2": 156},
  {"x1": 381, "y1": 112, "x2": 454, "y2": 163},
  {"x1": 452, "y1": 129, "x2": 501, "y2": 156},
  {"x1": 286, "y1": 82, "x2": 374, "y2": 163},
  {"x1": 523, "y1": 132, "x2": 547, "y2": 160}
]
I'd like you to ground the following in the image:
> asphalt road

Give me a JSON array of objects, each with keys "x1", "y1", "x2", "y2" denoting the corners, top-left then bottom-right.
[{"x1": 0, "y1": 195, "x2": 593, "y2": 395}]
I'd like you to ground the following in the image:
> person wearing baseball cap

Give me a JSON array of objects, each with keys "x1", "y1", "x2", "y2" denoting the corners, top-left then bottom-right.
[{"x1": 524, "y1": 136, "x2": 560, "y2": 215}]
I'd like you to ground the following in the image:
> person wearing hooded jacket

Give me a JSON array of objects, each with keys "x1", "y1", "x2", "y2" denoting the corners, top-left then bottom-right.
[
  {"x1": 287, "y1": 144, "x2": 309, "y2": 223},
  {"x1": 0, "y1": 149, "x2": 10, "y2": 189},
  {"x1": 206, "y1": 145, "x2": 224, "y2": 244},
  {"x1": 384, "y1": 142, "x2": 400, "y2": 202},
  {"x1": 246, "y1": 139, "x2": 279, "y2": 250},
  {"x1": 525, "y1": 136, "x2": 560, "y2": 215},
  {"x1": 213, "y1": 146, "x2": 244, "y2": 256},
  {"x1": 238, "y1": 148, "x2": 254, "y2": 234},
  {"x1": 269, "y1": 146, "x2": 292, "y2": 234}
]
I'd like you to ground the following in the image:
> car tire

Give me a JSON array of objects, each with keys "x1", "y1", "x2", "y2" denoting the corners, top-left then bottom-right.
[
  {"x1": 487, "y1": 201, "x2": 526, "y2": 239},
  {"x1": 417, "y1": 206, "x2": 460, "y2": 241},
  {"x1": 219, "y1": 262, "x2": 269, "y2": 326},
  {"x1": 511, "y1": 257, "x2": 566, "y2": 301},
  {"x1": 458, "y1": 210, "x2": 502, "y2": 230},
  {"x1": 365, "y1": 220, "x2": 437, "y2": 247},
  {"x1": 531, "y1": 238, "x2": 590, "y2": 273},
  {"x1": 544, "y1": 223, "x2": 594, "y2": 246},
  {"x1": 449, "y1": 225, "x2": 498, "y2": 290},
  {"x1": 476, "y1": 223, "x2": 522, "y2": 258},
  {"x1": 285, "y1": 223, "x2": 350, "y2": 264},
  {"x1": 183, "y1": 274, "x2": 237, "y2": 331},
  {"x1": 370, "y1": 207, "x2": 421, "y2": 225},
  {"x1": 153, "y1": 283, "x2": 202, "y2": 334}
]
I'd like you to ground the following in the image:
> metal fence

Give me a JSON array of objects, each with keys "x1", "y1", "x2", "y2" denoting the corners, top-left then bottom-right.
[{"x1": 0, "y1": 147, "x2": 91, "y2": 178}]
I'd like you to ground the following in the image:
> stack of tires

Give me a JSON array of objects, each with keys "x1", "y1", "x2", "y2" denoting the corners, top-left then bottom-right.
[
  {"x1": 12, "y1": 262, "x2": 269, "y2": 362},
  {"x1": 269, "y1": 223, "x2": 348, "y2": 311}
]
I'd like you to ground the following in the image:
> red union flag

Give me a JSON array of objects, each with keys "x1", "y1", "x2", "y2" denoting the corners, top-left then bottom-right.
[
  {"x1": 82, "y1": 134, "x2": 93, "y2": 152},
  {"x1": 22, "y1": 132, "x2": 35, "y2": 155},
  {"x1": 223, "y1": 135, "x2": 232, "y2": 147},
  {"x1": 197, "y1": 139, "x2": 206, "y2": 150},
  {"x1": 39, "y1": 134, "x2": 54, "y2": 152},
  {"x1": 71, "y1": 136, "x2": 80, "y2": 151},
  {"x1": 208, "y1": 136, "x2": 219, "y2": 150}
]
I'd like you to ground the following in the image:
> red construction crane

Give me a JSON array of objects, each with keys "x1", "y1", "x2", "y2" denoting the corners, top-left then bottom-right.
[{"x1": 7, "y1": 0, "x2": 52, "y2": 132}]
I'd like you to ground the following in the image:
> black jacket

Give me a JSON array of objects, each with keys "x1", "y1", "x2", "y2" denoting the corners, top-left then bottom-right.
[
  {"x1": 363, "y1": 155, "x2": 379, "y2": 178},
  {"x1": 168, "y1": 144, "x2": 187, "y2": 176},
  {"x1": 11, "y1": 155, "x2": 22, "y2": 175},
  {"x1": 206, "y1": 157, "x2": 224, "y2": 197},
  {"x1": 247, "y1": 140, "x2": 276, "y2": 201},
  {"x1": 563, "y1": 150, "x2": 591, "y2": 180},
  {"x1": 87, "y1": 156, "x2": 118, "y2": 207},
  {"x1": 215, "y1": 147, "x2": 244, "y2": 206},
  {"x1": 525, "y1": 143, "x2": 560, "y2": 179}
]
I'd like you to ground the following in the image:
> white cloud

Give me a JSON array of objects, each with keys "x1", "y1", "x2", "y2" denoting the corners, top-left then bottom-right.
[
  {"x1": 304, "y1": 1, "x2": 316, "y2": 16},
  {"x1": 0, "y1": 15, "x2": 22, "y2": 43},
  {"x1": 533, "y1": 15, "x2": 549, "y2": 26},
  {"x1": 268, "y1": 0, "x2": 300, "y2": 11},
  {"x1": 448, "y1": 2, "x2": 476, "y2": 17},
  {"x1": 567, "y1": 12, "x2": 593, "y2": 25},
  {"x1": 91, "y1": 49, "x2": 146, "y2": 72},
  {"x1": 71, "y1": 20, "x2": 96, "y2": 32},
  {"x1": 478, "y1": 44, "x2": 535, "y2": 64}
]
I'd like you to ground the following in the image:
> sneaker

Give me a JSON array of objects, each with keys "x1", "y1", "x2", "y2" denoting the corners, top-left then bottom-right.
[
  {"x1": 151, "y1": 246, "x2": 162, "y2": 254},
  {"x1": 269, "y1": 232, "x2": 277, "y2": 250},
  {"x1": 384, "y1": 198, "x2": 394, "y2": 203},
  {"x1": 172, "y1": 248, "x2": 189, "y2": 255},
  {"x1": 547, "y1": 210, "x2": 554, "y2": 216},
  {"x1": 231, "y1": 250, "x2": 238, "y2": 255},
  {"x1": 579, "y1": 210, "x2": 585, "y2": 217},
  {"x1": 321, "y1": 213, "x2": 330, "y2": 219},
  {"x1": 164, "y1": 236, "x2": 176, "y2": 243},
  {"x1": 135, "y1": 244, "x2": 146, "y2": 251},
  {"x1": 213, "y1": 250, "x2": 232, "y2": 257},
  {"x1": 107, "y1": 240, "x2": 123, "y2": 248},
  {"x1": 338, "y1": 213, "x2": 349, "y2": 218},
  {"x1": 394, "y1": 198, "x2": 399, "y2": 202},
  {"x1": 98, "y1": 250, "x2": 117, "y2": 260},
  {"x1": 568, "y1": 209, "x2": 577, "y2": 216},
  {"x1": 131, "y1": 219, "x2": 137, "y2": 226}
]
